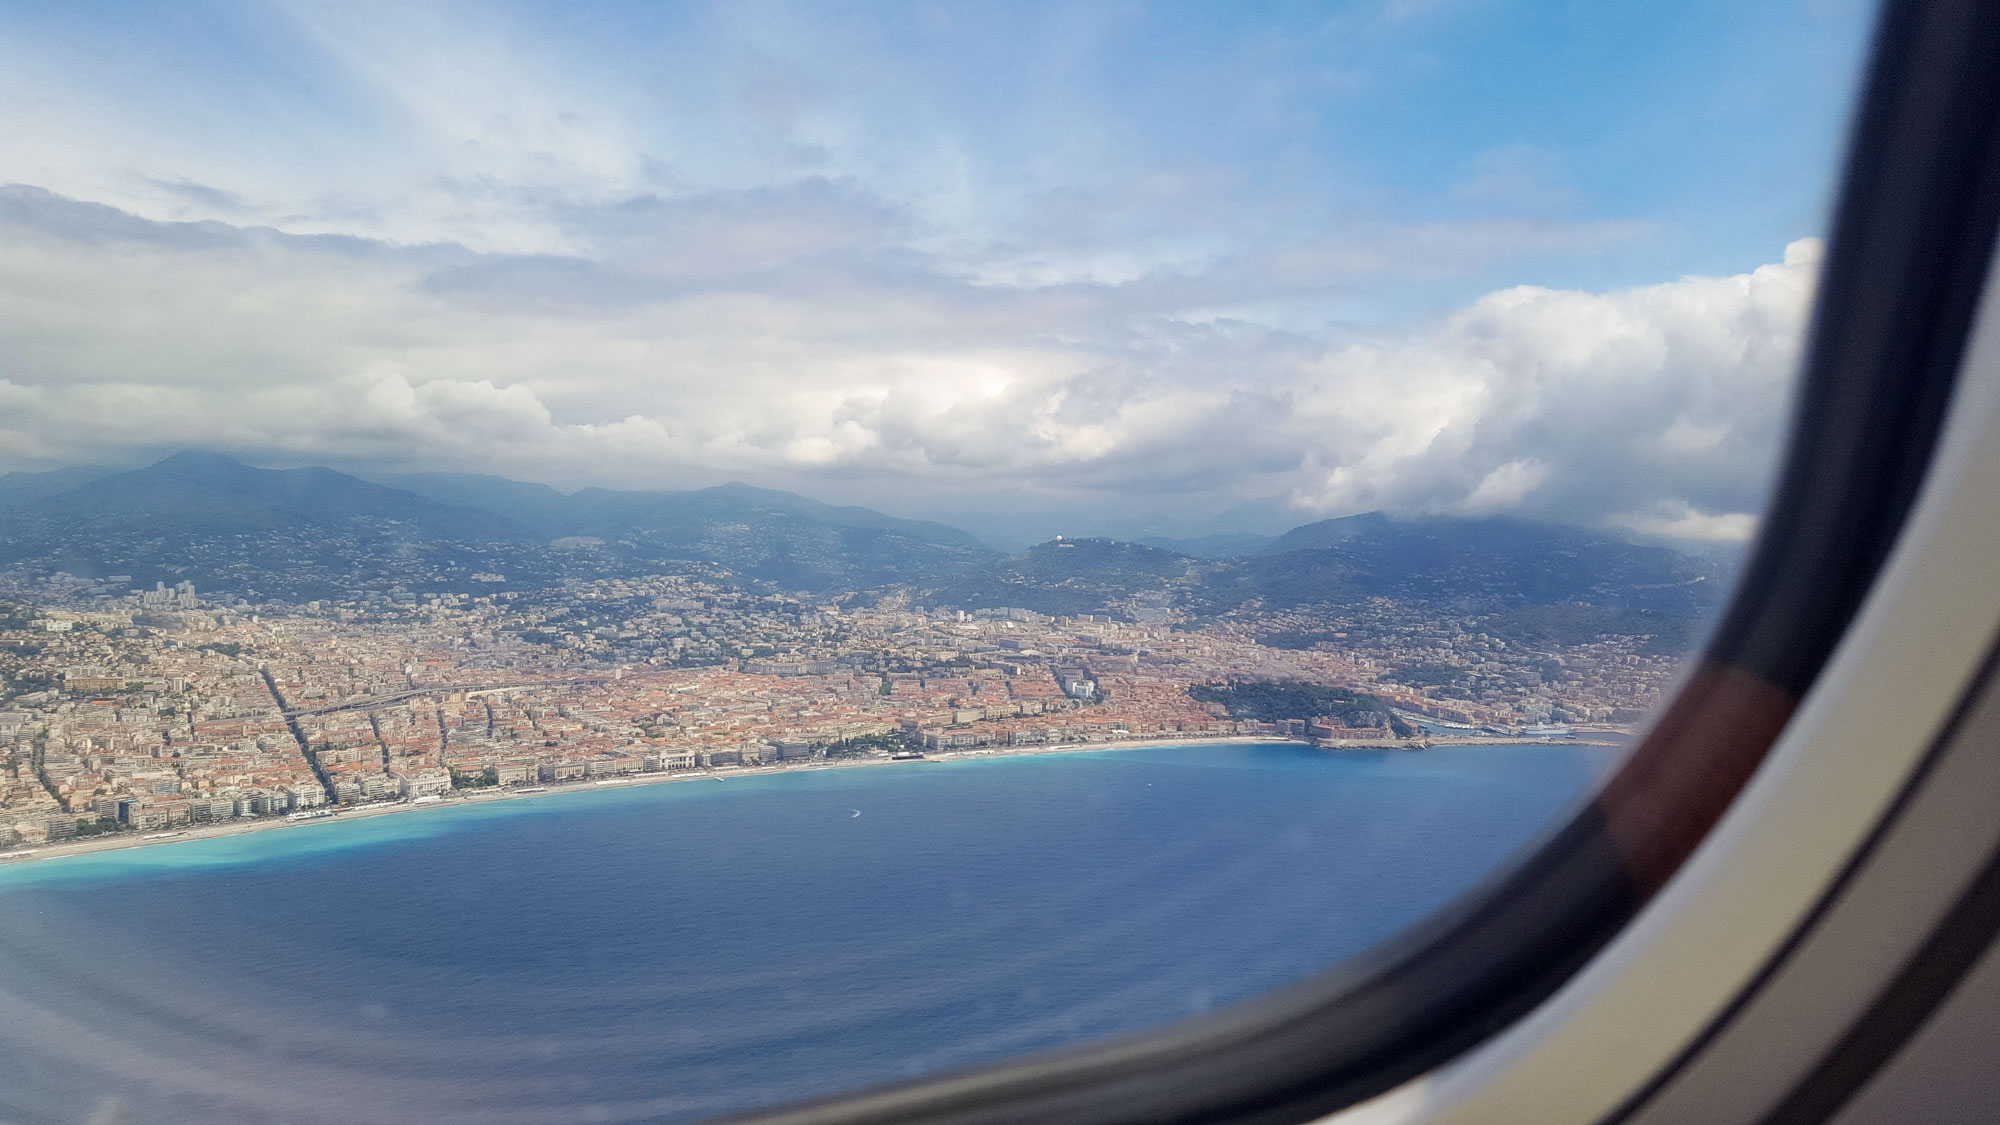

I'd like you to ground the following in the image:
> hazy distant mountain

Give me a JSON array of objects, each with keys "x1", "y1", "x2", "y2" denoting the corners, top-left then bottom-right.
[
  {"x1": 0, "y1": 454, "x2": 548, "y2": 600},
  {"x1": 379, "y1": 471, "x2": 996, "y2": 590},
  {"x1": 376, "y1": 472, "x2": 574, "y2": 532},
  {"x1": 0, "y1": 453, "x2": 998, "y2": 598},
  {"x1": 1133, "y1": 531, "x2": 1276, "y2": 558},
  {"x1": 1254, "y1": 511, "x2": 1397, "y2": 555},
  {"x1": 0, "y1": 455, "x2": 1720, "y2": 619},
  {"x1": 8, "y1": 452, "x2": 525, "y2": 541},
  {"x1": 0, "y1": 465, "x2": 114, "y2": 509},
  {"x1": 382, "y1": 471, "x2": 986, "y2": 547},
  {"x1": 917, "y1": 538, "x2": 1199, "y2": 618},
  {"x1": 564, "y1": 481, "x2": 988, "y2": 549},
  {"x1": 1235, "y1": 513, "x2": 1717, "y2": 614},
  {"x1": 914, "y1": 513, "x2": 1721, "y2": 622}
]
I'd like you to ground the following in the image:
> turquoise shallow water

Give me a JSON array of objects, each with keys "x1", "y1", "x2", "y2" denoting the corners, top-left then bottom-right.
[{"x1": 0, "y1": 741, "x2": 1616, "y2": 1124}]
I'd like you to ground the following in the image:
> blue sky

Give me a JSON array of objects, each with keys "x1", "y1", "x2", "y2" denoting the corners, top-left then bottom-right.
[{"x1": 0, "y1": 0, "x2": 1876, "y2": 542}]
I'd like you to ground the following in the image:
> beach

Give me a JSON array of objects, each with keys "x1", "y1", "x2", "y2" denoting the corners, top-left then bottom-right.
[{"x1": 0, "y1": 733, "x2": 1625, "y2": 869}]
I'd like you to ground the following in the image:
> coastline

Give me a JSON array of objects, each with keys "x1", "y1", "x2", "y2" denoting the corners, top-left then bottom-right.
[{"x1": 0, "y1": 733, "x2": 1624, "y2": 871}]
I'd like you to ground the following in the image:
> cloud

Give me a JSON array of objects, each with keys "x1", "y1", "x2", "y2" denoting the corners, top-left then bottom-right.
[
  {"x1": 141, "y1": 177, "x2": 252, "y2": 216},
  {"x1": 1296, "y1": 241, "x2": 1816, "y2": 530},
  {"x1": 1461, "y1": 459, "x2": 1550, "y2": 512},
  {"x1": 0, "y1": 181, "x2": 1820, "y2": 543},
  {"x1": 1614, "y1": 502, "x2": 1761, "y2": 543}
]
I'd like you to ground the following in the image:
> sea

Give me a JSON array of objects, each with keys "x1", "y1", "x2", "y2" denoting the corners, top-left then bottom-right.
[{"x1": 0, "y1": 741, "x2": 1617, "y2": 1125}]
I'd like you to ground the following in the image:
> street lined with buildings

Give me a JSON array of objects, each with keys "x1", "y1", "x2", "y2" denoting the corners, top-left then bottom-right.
[{"x1": 0, "y1": 574, "x2": 1671, "y2": 851}]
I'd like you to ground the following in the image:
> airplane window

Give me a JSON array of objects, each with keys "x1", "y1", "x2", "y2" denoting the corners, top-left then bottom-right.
[{"x1": 0, "y1": 3, "x2": 1882, "y2": 1123}]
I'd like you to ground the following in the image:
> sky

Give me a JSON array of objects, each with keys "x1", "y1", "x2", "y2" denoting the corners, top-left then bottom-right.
[{"x1": 0, "y1": 0, "x2": 1878, "y2": 545}]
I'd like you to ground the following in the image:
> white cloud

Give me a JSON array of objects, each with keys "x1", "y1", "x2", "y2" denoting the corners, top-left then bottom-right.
[
  {"x1": 1614, "y1": 502, "x2": 1761, "y2": 543},
  {"x1": 1282, "y1": 238, "x2": 1819, "y2": 526},
  {"x1": 1461, "y1": 459, "x2": 1550, "y2": 513},
  {"x1": 0, "y1": 180, "x2": 1820, "y2": 542}
]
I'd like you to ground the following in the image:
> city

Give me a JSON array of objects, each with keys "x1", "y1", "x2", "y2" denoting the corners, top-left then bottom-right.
[{"x1": 0, "y1": 569, "x2": 1677, "y2": 854}]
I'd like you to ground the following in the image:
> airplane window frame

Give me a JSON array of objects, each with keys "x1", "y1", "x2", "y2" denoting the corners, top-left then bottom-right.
[{"x1": 718, "y1": 1, "x2": 2000, "y2": 1122}]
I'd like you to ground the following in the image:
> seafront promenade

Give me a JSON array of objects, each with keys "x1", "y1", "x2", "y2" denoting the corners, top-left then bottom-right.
[{"x1": 0, "y1": 733, "x2": 1622, "y2": 870}]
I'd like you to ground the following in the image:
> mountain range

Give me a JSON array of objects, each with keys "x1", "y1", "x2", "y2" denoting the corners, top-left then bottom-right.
[
  {"x1": 3, "y1": 453, "x2": 525, "y2": 541},
  {"x1": 378, "y1": 471, "x2": 986, "y2": 551},
  {"x1": 0, "y1": 453, "x2": 1728, "y2": 625},
  {"x1": 911, "y1": 513, "x2": 1720, "y2": 623},
  {"x1": 0, "y1": 453, "x2": 996, "y2": 596}
]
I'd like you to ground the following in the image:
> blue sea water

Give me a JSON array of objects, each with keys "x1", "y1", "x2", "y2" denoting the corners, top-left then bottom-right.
[{"x1": 0, "y1": 742, "x2": 1615, "y2": 1125}]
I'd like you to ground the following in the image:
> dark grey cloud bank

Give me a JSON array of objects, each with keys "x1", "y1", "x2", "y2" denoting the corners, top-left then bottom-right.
[{"x1": 0, "y1": 184, "x2": 1815, "y2": 543}]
